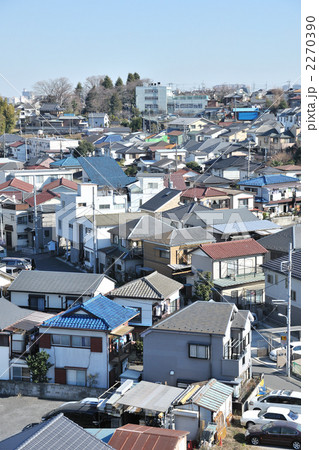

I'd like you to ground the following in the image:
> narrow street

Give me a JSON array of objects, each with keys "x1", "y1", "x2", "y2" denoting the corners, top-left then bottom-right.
[{"x1": 7, "y1": 250, "x2": 81, "y2": 273}]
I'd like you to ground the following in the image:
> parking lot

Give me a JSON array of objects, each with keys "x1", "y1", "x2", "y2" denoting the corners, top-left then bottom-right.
[{"x1": 0, "y1": 395, "x2": 64, "y2": 441}]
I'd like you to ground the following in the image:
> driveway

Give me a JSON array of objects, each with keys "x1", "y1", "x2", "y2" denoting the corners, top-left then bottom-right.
[{"x1": 0, "y1": 395, "x2": 64, "y2": 441}]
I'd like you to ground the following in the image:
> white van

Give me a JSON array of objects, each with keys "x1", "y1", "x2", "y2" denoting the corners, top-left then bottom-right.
[
  {"x1": 1, "y1": 257, "x2": 32, "y2": 271},
  {"x1": 248, "y1": 390, "x2": 301, "y2": 414}
]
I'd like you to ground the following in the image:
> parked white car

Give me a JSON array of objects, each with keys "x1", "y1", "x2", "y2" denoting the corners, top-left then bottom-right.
[
  {"x1": 248, "y1": 390, "x2": 301, "y2": 414},
  {"x1": 269, "y1": 341, "x2": 301, "y2": 362},
  {"x1": 241, "y1": 406, "x2": 301, "y2": 428}
]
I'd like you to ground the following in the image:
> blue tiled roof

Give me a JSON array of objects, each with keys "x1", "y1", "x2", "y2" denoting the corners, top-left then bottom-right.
[
  {"x1": 237, "y1": 175, "x2": 299, "y2": 186},
  {"x1": 50, "y1": 157, "x2": 81, "y2": 167},
  {"x1": 42, "y1": 294, "x2": 138, "y2": 331},
  {"x1": 95, "y1": 135, "x2": 123, "y2": 144},
  {"x1": 78, "y1": 156, "x2": 136, "y2": 188}
]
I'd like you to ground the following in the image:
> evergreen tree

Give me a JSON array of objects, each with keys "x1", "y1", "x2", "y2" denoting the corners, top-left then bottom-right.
[
  {"x1": 110, "y1": 93, "x2": 122, "y2": 115},
  {"x1": 74, "y1": 140, "x2": 95, "y2": 157},
  {"x1": 115, "y1": 77, "x2": 124, "y2": 87},
  {"x1": 0, "y1": 97, "x2": 16, "y2": 133},
  {"x1": 126, "y1": 73, "x2": 135, "y2": 84},
  {"x1": 133, "y1": 72, "x2": 140, "y2": 80},
  {"x1": 101, "y1": 75, "x2": 113, "y2": 89},
  {"x1": 26, "y1": 351, "x2": 53, "y2": 383},
  {"x1": 194, "y1": 272, "x2": 214, "y2": 301}
]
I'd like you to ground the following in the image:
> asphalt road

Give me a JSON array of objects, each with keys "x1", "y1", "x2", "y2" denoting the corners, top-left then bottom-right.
[
  {"x1": 0, "y1": 396, "x2": 64, "y2": 441},
  {"x1": 7, "y1": 250, "x2": 82, "y2": 273}
]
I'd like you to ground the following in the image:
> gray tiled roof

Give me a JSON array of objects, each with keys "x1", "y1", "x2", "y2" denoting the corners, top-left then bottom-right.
[
  {"x1": 257, "y1": 224, "x2": 301, "y2": 253},
  {"x1": 0, "y1": 413, "x2": 114, "y2": 449},
  {"x1": 151, "y1": 301, "x2": 236, "y2": 334},
  {"x1": 108, "y1": 215, "x2": 174, "y2": 239},
  {"x1": 8, "y1": 271, "x2": 110, "y2": 295},
  {"x1": 108, "y1": 271, "x2": 183, "y2": 300},
  {"x1": 145, "y1": 226, "x2": 215, "y2": 246},
  {"x1": 140, "y1": 188, "x2": 181, "y2": 212},
  {"x1": 261, "y1": 249, "x2": 301, "y2": 280},
  {"x1": 0, "y1": 297, "x2": 31, "y2": 330}
]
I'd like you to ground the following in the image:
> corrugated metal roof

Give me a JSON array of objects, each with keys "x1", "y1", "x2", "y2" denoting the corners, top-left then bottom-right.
[
  {"x1": 192, "y1": 379, "x2": 233, "y2": 412},
  {"x1": 117, "y1": 381, "x2": 184, "y2": 413}
]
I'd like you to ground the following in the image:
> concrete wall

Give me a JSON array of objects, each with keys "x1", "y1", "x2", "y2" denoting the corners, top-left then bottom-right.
[{"x1": 0, "y1": 380, "x2": 106, "y2": 401}]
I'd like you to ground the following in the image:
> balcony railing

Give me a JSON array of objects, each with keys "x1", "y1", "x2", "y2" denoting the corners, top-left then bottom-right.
[{"x1": 109, "y1": 341, "x2": 132, "y2": 362}]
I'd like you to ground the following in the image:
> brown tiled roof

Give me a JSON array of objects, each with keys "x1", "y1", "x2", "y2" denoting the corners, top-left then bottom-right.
[
  {"x1": 199, "y1": 238, "x2": 268, "y2": 260},
  {"x1": 25, "y1": 191, "x2": 59, "y2": 206},
  {"x1": 164, "y1": 174, "x2": 187, "y2": 190},
  {"x1": 0, "y1": 178, "x2": 34, "y2": 193},
  {"x1": 181, "y1": 187, "x2": 227, "y2": 199},
  {"x1": 9, "y1": 141, "x2": 24, "y2": 148},
  {"x1": 42, "y1": 177, "x2": 78, "y2": 191}
]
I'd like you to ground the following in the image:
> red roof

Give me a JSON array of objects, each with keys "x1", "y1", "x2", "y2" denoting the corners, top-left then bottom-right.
[
  {"x1": 108, "y1": 424, "x2": 189, "y2": 450},
  {"x1": 164, "y1": 174, "x2": 187, "y2": 190},
  {"x1": 9, "y1": 141, "x2": 24, "y2": 148},
  {"x1": 168, "y1": 130, "x2": 184, "y2": 136},
  {"x1": 200, "y1": 238, "x2": 268, "y2": 260},
  {"x1": 25, "y1": 190, "x2": 59, "y2": 207},
  {"x1": 42, "y1": 177, "x2": 78, "y2": 192},
  {"x1": 0, "y1": 178, "x2": 34, "y2": 193},
  {"x1": 181, "y1": 187, "x2": 227, "y2": 198}
]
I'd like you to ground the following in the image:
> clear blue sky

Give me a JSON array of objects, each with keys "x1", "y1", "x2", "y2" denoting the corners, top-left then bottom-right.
[{"x1": 0, "y1": 0, "x2": 301, "y2": 97}]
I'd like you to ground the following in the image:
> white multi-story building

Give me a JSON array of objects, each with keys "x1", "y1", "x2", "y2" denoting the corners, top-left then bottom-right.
[
  {"x1": 136, "y1": 83, "x2": 173, "y2": 113},
  {"x1": 27, "y1": 137, "x2": 79, "y2": 159}
]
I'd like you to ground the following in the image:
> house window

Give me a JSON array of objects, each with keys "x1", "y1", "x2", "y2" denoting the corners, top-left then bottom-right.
[
  {"x1": 291, "y1": 290, "x2": 297, "y2": 301},
  {"x1": 65, "y1": 296, "x2": 80, "y2": 309},
  {"x1": 58, "y1": 220, "x2": 62, "y2": 229},
  {"x1": 29, "y1": 295, "x2": 45, "y2": 311},
  {"x1": 100, "y1": 204, "x2": 111, "y2": 209},
  {"x1": 159, "y1": 249, "x2": 170, "y2": 259},
  {"x1": 44, "y1": 230, "x2": 50, "y2": 237},
  {"x1": 129, "y1": 307, "x2": 142, "y2": 324},
  {"x1": 72, "y1": 336, "x2": 90, "y2": 348},
  {"x1": 189, "y1": 343, "x2": 210, "y2": 359},
  {"x1": 18, "y1": 234, "x2": 28, "y2": 240},
  {"x1": 227, "y1": 260, "x2": 237, "y2": 276},
  {"x1": 147, "y1": 183, "x2": 158, "y2": 189},
  {"x1": 12, "y1": 366, "x2": 30, "y2": 381},
  {"x1": 17, "y1": 216, "x2": 28, "y2": 225},
  {"x1": 66, "y1": 369, "x2": 86, "y2": 386},
  {"x1": 238, "y1": 198, "x2": 249, "y2": 209},
  {"x1": 51, "y1": 334, "x2": 71, "y2": 346},
  {"x1": 77, "y1": 203, "x2": 87, "y2": 207},
  {"x1": 267, "y1": 274, "x2": 274, "y2": 284}
]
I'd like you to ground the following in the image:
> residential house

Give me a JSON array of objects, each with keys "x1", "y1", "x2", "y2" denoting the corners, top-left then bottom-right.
[
  {"x1": 191, "y1": 173, "x2": 232, "y2": 189},
  {"x1": 161, "y1": 205, "x2": 280, "y2": 241},
  {"x1": 276, "y1": 108, "x2": 301, "y2": 129},
  {"x1": 0, "y1": 178, "x2": 34, "y2": 201},
  {"x1": 88, "y1": 112, "x2": 110, "y2": 128},
  {"x1": 0, "y1": 167, "x2": 75, "y2": 190},
  {"x1": 26, "y1": 137, "x2": 79, "y2": 159},
  {"x1": 0, "y1": 414, "x2": 114, "y2": 450},
  {"x1": 6, "y1": 140, "x2": 27, "y2": 162},
  {"x1": 38, "y1": 294, "x2": 138, "y2": 388},
  {"x1": 108, "y1": 271, "x2": 183, "y2": 334},
  {"x1": 8, "y1": 270, "x2": 115, "y2": 313},
  {"x1": 180, "y1": 187, "x2": 254, "y2": 210},
  {"x1": 41, "y1": 176, "x2": 78, "y2": 195},
  {"x1": 204, "y1": 155, "x2": 260, "y2": 181},
  {"x1": 143, "y1": 226, "x2": 215, "y2": 278},
  {"x1": 261, "y1": 250, "x2": 301, "y2": 326},
  {"x1": 237, "y1": 174, "x2": 301, "y2": 215},
  {"x1": 190, "y1": 239, "x2": 268, "y2": 310},
  {"x1": 108, "y1": 424, "x2": 189, "y2": 450},
  {"x1": 276, "y1": 165, "x2": 301, "y2": 180},
  {"x1": 149, "y1": 158, "x2": 185, "y2": 173},
  {"x1": 49, "y1": 156, "x2": 82, "y2": 172},
  {"x1": 141, "y1": 301, "x2": 253, "y2": 393},
  {"x1": 1, "y1": 196, "x2": 32, "y2": 250},
  {"x1": 106, "y1": 215, "x2": 174, "y2": 281},
  {"x1": 140, "y1": 188, "x2": 182, "y2": 214},
  {"x1": 257, "y1": 224, "x2": 301, "y2": 262},
  {"x1": 0, "y1": 297, "x2": 53, "y2": 383},
  {"x1": 167, "y1": 117, "x2": 214, "y2": 134}
]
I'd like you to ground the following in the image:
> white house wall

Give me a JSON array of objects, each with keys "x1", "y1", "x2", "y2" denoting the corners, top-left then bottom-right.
[{"x1": 0, "y1": 346, "x2": 9, "y2": 380}]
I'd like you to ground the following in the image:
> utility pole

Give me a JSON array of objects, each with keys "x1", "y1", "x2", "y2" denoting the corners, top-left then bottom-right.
[
  {"x1": 92, "y1": 186, "x2": 97, "y2": 273},
  {"x1": 33, "y1": 176, "x2": 38, "y2": 254},
  {"x1": 281, "y1": 243, "x2": 293, "y2": 377}
]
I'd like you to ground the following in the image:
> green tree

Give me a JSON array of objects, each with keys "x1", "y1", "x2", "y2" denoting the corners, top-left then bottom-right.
[
  {"x1": 101, "y1": 75, "x2": 113, "y2": 89},
  {"x1": 0, "y1": 97, "x2": 16, "y2": 133},
  {"x1": 126, "y1": 73, "x2": 135, "y2": 84},
  {"x1": 125, "y1": 164, "x2": 138, "y2": 176},
  {"x1": 194, "y1": 272, "x2": 213, "y2": 301},
  {"x1": 85, "y1": 87, "x2": 98, "y2": 113},
  {"x1": 186, "y1": 161, "x2": 202, "y2": 173},
  {"x1": 115, "y1": 77, "x2": 124, "y2": 87},
  {"x1": 109, "y1": 93, "x2": 122, "y2": 115},
  {"x1": 74, "y1": 140, "x2": 95, "y2": 157},
  {"x1": 133, "y1": 72, "x2": 140, "y2": 80},
  {"x1": 130, "y1": 116, "x2": 142, "y2": 132},
  {"x1": 26, "y1": 351, "x2": 53, "y2": 383}
]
